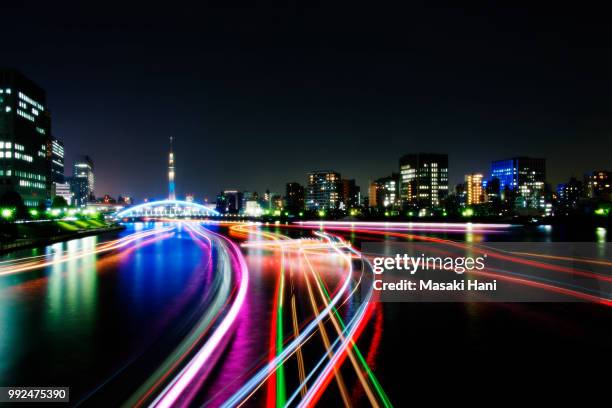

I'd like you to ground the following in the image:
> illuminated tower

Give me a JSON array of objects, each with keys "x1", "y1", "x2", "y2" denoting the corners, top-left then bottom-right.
[{"x1": 168, "y1": 136, "x2": 175, "y2": 200}]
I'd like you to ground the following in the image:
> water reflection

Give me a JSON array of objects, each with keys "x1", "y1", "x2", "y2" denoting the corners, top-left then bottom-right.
[{"x1": 46, "y1": 236, "x2": 98, "y2": 330}]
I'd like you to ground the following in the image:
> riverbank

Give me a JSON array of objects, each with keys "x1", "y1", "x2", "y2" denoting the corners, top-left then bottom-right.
[{"x1": 0, "y1": 220, "x2": 125, "y2": 254}]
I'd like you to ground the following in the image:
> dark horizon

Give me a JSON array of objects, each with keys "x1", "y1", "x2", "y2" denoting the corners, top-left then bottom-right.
[{"x1": 2, "y1": 2, "x2": 611, "y2": 201}]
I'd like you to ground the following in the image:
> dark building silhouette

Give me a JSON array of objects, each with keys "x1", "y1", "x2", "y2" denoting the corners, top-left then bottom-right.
[
  {"x1": 556, "y1": 177, "x2": 583, "y2": 213},
  {"x1": 341, "y1": 178, "x2": 360, "y2": 209},
  {"x1": 584, "y1": 170, "x2": 611, "y2": 201},
  {"x1": 216, "y1": 190, "x2": 242, "y2": 213},
  {"x1": 285, "y1": 182, "x2": 305, "y2": 211}
]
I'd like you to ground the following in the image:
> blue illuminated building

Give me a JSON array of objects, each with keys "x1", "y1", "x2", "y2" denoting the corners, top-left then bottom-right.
[
  {"x1": 491, "y1": 157, "x2": 546, "y2": 209},
  {"x1": 491, "y1": 159, "x2": 517, "y2": 190}
]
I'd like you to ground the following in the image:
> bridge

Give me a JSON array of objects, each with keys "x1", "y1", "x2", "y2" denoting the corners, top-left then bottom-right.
[
  {"x1": 115, "y1": 139, "x2": 223, "y2": 219},
  {"x1": 115, "y1": 199, "x2": 220, "y2": 219}
]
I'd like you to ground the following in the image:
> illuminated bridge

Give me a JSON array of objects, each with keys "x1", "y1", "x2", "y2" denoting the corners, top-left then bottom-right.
[{"x1": 115, "y1": 199, "x2": 220, "y2": 219}]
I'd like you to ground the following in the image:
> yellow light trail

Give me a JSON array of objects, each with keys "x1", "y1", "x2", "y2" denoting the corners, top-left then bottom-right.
[
  {"x1": 302, "y1": 249, "x2": 352, "y2": 408},
  {"x1": 302, "y1": 251, "x2": 380, "y2": 408}
]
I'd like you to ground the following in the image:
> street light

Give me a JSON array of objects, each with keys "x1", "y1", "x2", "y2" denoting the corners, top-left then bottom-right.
[{"x1": 1, "y1": 208, "x2": 14, "y2": 219}]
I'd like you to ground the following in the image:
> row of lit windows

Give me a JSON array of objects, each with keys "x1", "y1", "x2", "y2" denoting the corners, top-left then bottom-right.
[
  {"x1": 52, "y1": 146, "x2": 64, "y2": 156},
  {"x1": 0, "y1": 89, "x2": 11, "y2": 94},
  {"x1": 16, "y1": 102, "x2": 39, "y2": 117},
  {"x1": 0, "y1": 151, "x2": 33, "y2": 161},
  {"x1": 17, "y1": 109, "x2": 35, "y2": 122},
  {"x1": 18, "y1": 91, "x2": 44, "y2": 111},
  {"x1": 15, "y1": 170, "x2": 45, "y2": 181},
  {"x1": 19, "y1": 179, "x2": 45, "y2": 189}
]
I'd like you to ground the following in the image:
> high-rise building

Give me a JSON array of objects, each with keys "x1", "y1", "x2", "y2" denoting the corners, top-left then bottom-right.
[
  {"x1": 285, "y1": 182, "x2": 305, "y2": 211},
  {"x1": 399, "y1": 153, "x2": 449, "y2": 208},
  {"x1": 218, "y1": 190, "x2": 242, "y2": 213},
  {"x1": 262, "y1": 189, "x2": 272, "y2": 210},
  {"x1": 306, "y1": 171, "x2": 341, "y2": 210},
  {"x1": 491, "y1": 157, "x2": 546, "y2": 208},
  {"x1": 369, "y1": 173, "x2": 399, "y2": 208},
  {"x1": 215, "y1": 191, "x2": 228, "y2": 214},
  {"x1": 47, "y1": 136, "x2": 64, "y2": 183},
  {"x1": 584, "y1": 170, "x2": 611, "y2": 201},
  {"x1": 556, "y1": 177, "x2": 583, "y2": 212},
  {"x1": 71, "y1": 155, "x2": 94, "y2": 205},
  {"x1": 241, "y1": 191, "x2": 258, "y2": 211},
  {"x1": 341, "y1": 178, "x2": 360, "y2": 209},
  {"x1": 46, "y1": 136, "x2": 68, "y2": 204},
  {"x1": 271, "y1": 194, "x2": 284, "y2": 210},
  {"x1": 0, "y1": 69, "x2": 51, "y2": 206},
  {"x1": 68, "y1": 176, "x2": 88, "y2": 207},
  {"x1": 465, "y1": 173, "x2": 484, "y2": 205},
  {"x1": 454, "y1": 182, "x2": 467, "y2": 207},
  {"x1": 482, "y1": 177, "x2": 501, "y2": 202},
  {"x1": 168, "y1": 136, "x2": 175, "y2": 200}
]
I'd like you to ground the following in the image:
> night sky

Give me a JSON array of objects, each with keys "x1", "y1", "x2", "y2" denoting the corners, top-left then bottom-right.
[{"x1": 2, "y1": 2, "x2": 611, "y2": 201}]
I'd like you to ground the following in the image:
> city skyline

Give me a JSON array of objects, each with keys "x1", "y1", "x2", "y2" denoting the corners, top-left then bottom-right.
[
  {"x1": 2, "y1": 3, "x2": 611, "y2": 200},
  {"x1": 1, "y1": 67, "x2": 609, "y2": 211}
]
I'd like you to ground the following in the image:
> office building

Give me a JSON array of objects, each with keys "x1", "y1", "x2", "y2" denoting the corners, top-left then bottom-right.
[
  {"x1": 482, "y1": 177, "x2": 501, "y2": 202},
  {"x1": 306, "y1": 170, "x2": 341, "y2": 210},
  {"x1": 584, "y1": 171, "x2": 611, "y2": 201},
  {"x1": 369, "y1": 173, "x2": 399, "y2": 208},
  {"x1": 491, "y1": 157, "x2": 546, "y2": 208},
  {"x1": 47, "y1": 136, "x2": 64, "y2": 183},
  {"x1": 556, "y1": 177, "x2": 583, "y2": 212},
  {"x1": 0, "y1": 69, "x2": 51, "y2": 206},
  {"x1": 271, "y1": 194, "x2": 284, "y2": 210},
  {"x1": 217, "y1": 190, "x2": 242, "y2": 213},
  {"x1": 71, "y1": 155, "x2": 94, "y2": 206},
  {"x1": 465, "y1": 173, "x2": 484, "y2": 205},
  {"x1": 47, "y1": 136, "x2": 67, "y2": 204},
  {"x1": 52, "y1": 181, "x2": 72, "y2": 205},
  {"x1": 341, "y1": 178, "x2": 360, "y2": 209},
  {"x1": 399, "y1": 153, "x2": 449, "y2": 208},
  {"x1": 241, "y1": 191, "x2": 258, "y2": 211},
  {"x1": 285, "y1": 182, "x2": 305, "y2": 211},
  {"x1": 244, "y1": 200, "x2": 263, "y2": 217}
]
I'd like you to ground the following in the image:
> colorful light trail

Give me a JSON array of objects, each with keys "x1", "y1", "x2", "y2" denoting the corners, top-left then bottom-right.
[{"x1": 2, "y1": 219, "x2": 610, "y2": 407}]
